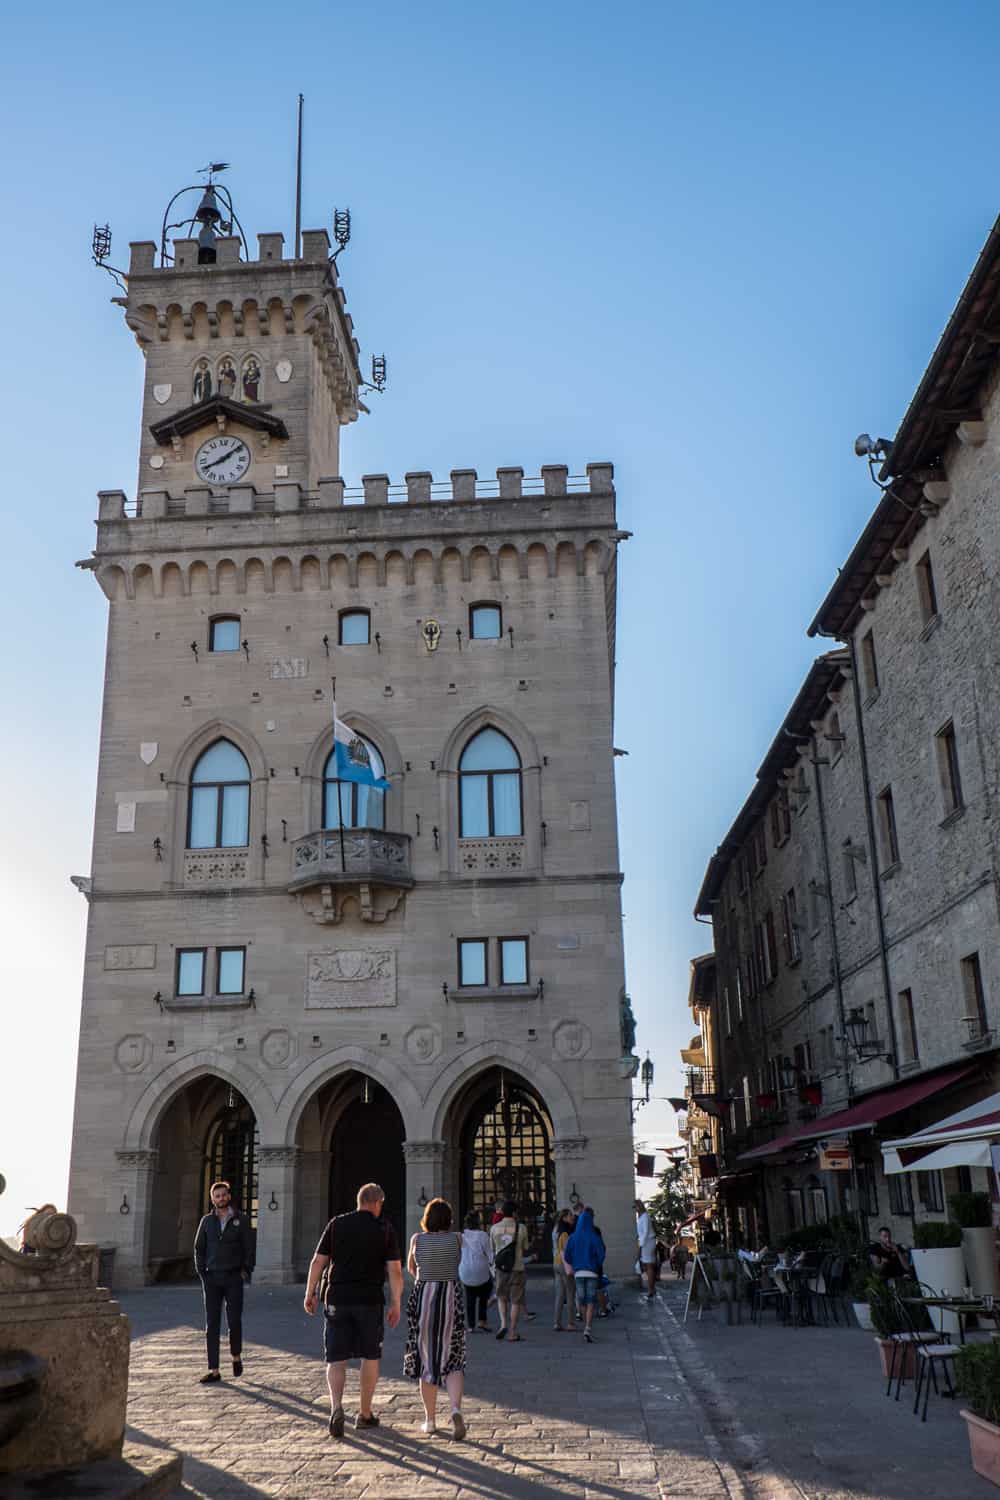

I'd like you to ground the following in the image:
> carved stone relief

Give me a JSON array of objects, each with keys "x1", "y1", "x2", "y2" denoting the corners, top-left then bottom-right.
[
  {"x1": 306, "y1": 949, "x2": 397, "y2": 1009},
  {"x1": 260, "y1": 1029, "x2": 296, "y2": 1068},
  {"x1": 114, "y1": 1034, "x2": 153, "y2": 1073},
  {"x1": 552, "y1": 1020, "x2": 592, "y2": 1060},
  {"x1": 105, "y1": 945, "x2": 156, "y2": 971},
  {"x1": 569, "y1": 800, "x2": 591, "y2": 831},
  {"x1": 405, "y1": 1024, "x2": 441, "y2": 1063},
  {"x1": 269, "y1": 658, "x2": 308, "y2": 679}
]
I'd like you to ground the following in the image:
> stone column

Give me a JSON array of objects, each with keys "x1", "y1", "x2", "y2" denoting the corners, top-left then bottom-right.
[
  {"x1": 552, "y1": 1136, "x2": 588, "y2": 1215},
  {"x1": 255, "y1": 1146, "x2": 301, "y2": 1285},
  {"x1": 113, "y1": 1149, "x2": 159, "y2": 1288},
  {"x1": 402, "y1": 1140, "x2": 446, "y2": 1247}
]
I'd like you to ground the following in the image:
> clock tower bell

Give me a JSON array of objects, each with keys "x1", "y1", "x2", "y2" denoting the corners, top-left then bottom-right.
[{"x1": 121, "y1": 175, "x2": 365, "y2": 502}]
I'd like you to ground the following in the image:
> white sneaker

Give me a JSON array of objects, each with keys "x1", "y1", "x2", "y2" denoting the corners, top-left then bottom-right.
[{"x1": 421, "y1": 1419, "x2": 436, "y2": 1436}]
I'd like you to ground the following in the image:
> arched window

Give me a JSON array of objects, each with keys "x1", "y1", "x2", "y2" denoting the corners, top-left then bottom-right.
[
  {"x1": 323, "y1": 735, "x2": 386, "y2": 829},
  {"x1": 459, "y1": 728, "x2": 522, "y2": 837},
  {"x1": 188, "y1": 740, "x2": 251, "y2": 848}
]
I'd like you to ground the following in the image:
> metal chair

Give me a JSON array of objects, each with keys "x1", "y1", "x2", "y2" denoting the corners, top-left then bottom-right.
[
  {"x1": 749, "y1": 1263, "x2": 785, "y2": 1325},
  {"x1": 884, "y1": 1286, "x2": 941, "y2": 1401}
]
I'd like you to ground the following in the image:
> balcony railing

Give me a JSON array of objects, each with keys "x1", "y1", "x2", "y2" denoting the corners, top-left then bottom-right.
[
  {"x1": 288, "y1": 828, "x2": 413, "y2": 894},
  {"x1": 684, "y1": 1067, "x2": 718, "y2": 1098}
]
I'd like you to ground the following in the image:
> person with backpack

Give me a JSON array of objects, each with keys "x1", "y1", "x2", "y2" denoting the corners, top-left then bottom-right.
[
  {"x1": 562, "y1": 1205, "x2": 604, "y2": 1343},
  {"x1": 489, "y1": 1199, "x2": 529, "y2": 1341},
  {"x1": 303, "y1": 1182, "x2": 403, "y2": 1438}
]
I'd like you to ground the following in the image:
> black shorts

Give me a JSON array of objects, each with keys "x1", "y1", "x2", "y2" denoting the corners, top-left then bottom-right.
[{"x1": 324, "y1": 1303, "x2": 384, "y2": 1362}]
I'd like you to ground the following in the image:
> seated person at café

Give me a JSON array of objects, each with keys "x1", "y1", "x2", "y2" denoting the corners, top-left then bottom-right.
[{"x1": 869, "y1": 1225, "x2": 910, "y2": 1281}]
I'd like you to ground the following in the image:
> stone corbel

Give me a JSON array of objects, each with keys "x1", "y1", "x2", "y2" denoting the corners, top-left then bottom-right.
[
  {"x1": 233, "y1": 307, "x2": 244, "y2": 337},
  {"x1": 257, "y1": 306, "x2": 270, "y2": 337},
  {"x1": 282, "y1": 304, "x2": 295, "y2": 334},
  {"x1": 207, "y1": 310, "x2": 219, "y2": 339},
  {"x1": 923, "y1": 480, "x2": 950, "y2": 506},
  {"x1": 182, "y1": 311, "x2": 194, "y2": 340},
  {"x1": 891, "y1": 545, "x2": 909, "y2": 562},
  {"x1": 157, "y1": 311, "x2": 170, "y2": 342},
  {"x1": 957, "y1": 420, "x2": 987, "y2": 447},
  {"x1": 171, "y1": 434, "x2": 183, "y2": 459},
  {"x1": 875, "y1": 572, "x2": 893, "y2": 589},
  {"x1": 859, "y1": 597, "x2": 876, "y2": 612}
]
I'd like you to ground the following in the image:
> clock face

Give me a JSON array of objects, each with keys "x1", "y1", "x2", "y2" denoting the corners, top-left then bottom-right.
[{"x1": 195, "y1": 436, "x2": 252, "y2": 484}]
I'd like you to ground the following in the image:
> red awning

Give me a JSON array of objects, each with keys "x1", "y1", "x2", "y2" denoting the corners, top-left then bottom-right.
[
  {"x1": 678, "y1": 1211, "x2": 710, "y2": 1229},
  {"x1": 736, "y1": 1063, "x2": 979, "y2": 1163}
]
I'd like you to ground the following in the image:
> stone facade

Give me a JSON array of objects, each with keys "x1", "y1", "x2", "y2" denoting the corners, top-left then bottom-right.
[
  {"x1": 692, "y1": 215, "x2": 1000, "y2": 1248},
  {"x1": 67, "y1": 199, "x2": 635, "y2": 1285}
]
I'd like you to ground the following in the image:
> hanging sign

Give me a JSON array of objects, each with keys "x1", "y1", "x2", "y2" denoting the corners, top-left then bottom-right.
[{"x1": 818, "y1": 1143, "x2": 852, "y2": 1172}]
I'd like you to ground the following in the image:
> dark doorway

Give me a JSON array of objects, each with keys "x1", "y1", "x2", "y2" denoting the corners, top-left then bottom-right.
[
  {"x1": 328, "y1": 1079, "x2": 405, "y2": 1237},
  {"x1": 203, "y1": 1095, "x2": 260, "y2": 1227},
  {"x1": 459, "y1": 1072, "x2": 555, "y2": 1261}
]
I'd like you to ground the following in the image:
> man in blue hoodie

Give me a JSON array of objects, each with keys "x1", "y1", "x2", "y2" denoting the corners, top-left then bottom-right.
[
  {"x1": 193, "y1": 1180, "x2": 255, "y2": 1384},
  {"x1": 562, "y1": 1206, "x2": 605, "y2": 1343}
]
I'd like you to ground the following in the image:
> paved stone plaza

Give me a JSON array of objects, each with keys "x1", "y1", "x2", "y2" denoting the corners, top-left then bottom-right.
[{"x1": 122, "y1": 1276, "x2": 739, "y2": 1499}]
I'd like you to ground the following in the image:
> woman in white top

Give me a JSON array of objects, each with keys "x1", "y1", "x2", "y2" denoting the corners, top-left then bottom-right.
[
  {"x1": 458, "y1": 1210, "x2": 493, "y2": 1331},
  {"x1": 635, "y1": 1198, "x2": 658, "y2": 1300}
]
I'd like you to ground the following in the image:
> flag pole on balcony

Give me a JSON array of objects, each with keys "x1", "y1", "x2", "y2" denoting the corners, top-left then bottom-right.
[{"x1": 331, "y1": 677, "x2": 391, "y2": 877}]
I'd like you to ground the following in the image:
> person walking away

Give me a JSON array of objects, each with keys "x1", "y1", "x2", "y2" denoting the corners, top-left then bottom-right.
[
  {"x1": 635, "y1": 1198, "x2": 658, "y2": 1300},
  {"x1": 303, "y1": 1182, "x2": 403, "y2": 1438},
  {"x1": 552, "y1": 1210, "x2": 578, "y2": 1330},
  {"x1": 490, "y1": 1200, "x2": 529, "y2": 1341},
  {"x1": 563, "y1": 1206, "x2": 604, "y2": 1343},
  {"x1": 194, "y1": 1180, "x2": 255, "y2": 1384},
  {"x1": 404, "y1": 1198, "x2": 468, "y2": 1439},
  {"x1": 459, "y1": 1210, "x2": 493, "y2": 1332}
]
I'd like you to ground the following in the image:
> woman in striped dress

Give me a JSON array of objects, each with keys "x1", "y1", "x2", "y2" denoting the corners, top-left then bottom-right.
[{"x1": 404, "y1": 1198, "x2": 467, "y2": 1438}]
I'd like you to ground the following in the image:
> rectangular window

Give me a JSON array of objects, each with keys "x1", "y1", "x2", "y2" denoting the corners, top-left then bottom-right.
[
  {"x1": 888, "y1": 1172, "x2": 913, "y2": 1216},
  {"x1": 916, "y1": 1170, "x2": 944, "y2": 1213},
  {"x1": 217, "y1": 947, "x2": 246, "y2": 995},
  {"x1": 470, "y1": 603, "x2": 502, "y2": 640},
  {"x1": 916, "y1": 550, "x2": 939, "y2": 624},
  {"x1": 458, "y1": 939, "x2": 488, "y2": 987},
  {"x1": 742, "y1": 1075, "x2": 752, "y2": 1125},
  {"x1": 961, "y1": 952, "x2": 989, "y2": 1038},
  {"x1": 176, "y1": 948, "x2": 206, "y2": 996},
  {"x1": 842, "y1": 839, "x2": 858, "y2": 899},
  {"x1": 209, "y1": 617, "x2": 241, "y2": 652},
  {"x1": 763, "y1": 911, "x2": 778, "y2": 982},
  {"x1": 499, "y1": 938, "x2": 528, "y2": 985},
  {"x1": 936, "y1": 721, "x2": 964, "y2": 816},
  {"x1": 897, "y1": 988, "x2": 919, "y2": 1063},
  {"x1": 782, "y1": 889, "x2": 801, "y2": 962},
  {"x1": 753, "y1": 824, "x2": 767, "y2": 873},
  {"x1": 876, "y1": 787, "x2": 900, "y2": 868},
  {"x1": 735, "y1": 966, "x2": 744, "y2": 1020},
  {"x1": 339, "y1": 610, "x2": 370, "y2": 645},
  {"x1": 861, "y1": 629, "x2": 879, "y2": 695},
  {"x1": 723, "y1": 984, "x2": 732, "y2": 1036}
]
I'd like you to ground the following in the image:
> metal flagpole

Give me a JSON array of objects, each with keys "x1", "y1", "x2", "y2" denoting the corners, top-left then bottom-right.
[
  {"x1": 294, "y1": 93, "x2": 304, "y2": 259},
  {"x1": 331, "y1": 675, "x2": 346, "y2": 874}
]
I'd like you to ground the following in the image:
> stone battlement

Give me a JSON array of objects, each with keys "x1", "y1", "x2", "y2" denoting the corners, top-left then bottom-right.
[
  {"x1": 128, "y1": 228, "x2": 339, "y2": 277},
  {"x1": 99, "y1": 462, "x2": 615, "y2": 521}
]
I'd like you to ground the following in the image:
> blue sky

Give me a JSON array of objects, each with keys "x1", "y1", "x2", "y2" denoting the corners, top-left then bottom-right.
[{"x1": 2, "y1": 0, "x2": 998, "y2": 1233}]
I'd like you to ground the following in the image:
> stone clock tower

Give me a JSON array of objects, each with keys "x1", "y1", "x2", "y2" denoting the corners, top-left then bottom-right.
[{"x1": 68, "y1": 173, "x2": 637, "y2": 1287}]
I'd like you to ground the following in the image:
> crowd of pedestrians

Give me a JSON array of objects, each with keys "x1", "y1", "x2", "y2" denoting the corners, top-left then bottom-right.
[{"x1": 194, "y1": 1180, "x2": 661, "y2": 1440}]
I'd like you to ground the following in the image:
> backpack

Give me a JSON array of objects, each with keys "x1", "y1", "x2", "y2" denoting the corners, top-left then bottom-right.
[{"x1": 494, "y1": 1223, "x2": 519, "y2": 1274}]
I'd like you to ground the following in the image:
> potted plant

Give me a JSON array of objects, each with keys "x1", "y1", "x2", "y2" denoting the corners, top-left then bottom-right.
[
  {"x1": 911, "y1": 1220, "x2": 966, "y2": 1336},
  {"x1": 957, "y1": 1340, "x2": 1000, "y2": 1486},
  {"x1": 866, "y1": 1275, "x2": 929, "y2": 1380},
  {"x1": 951, "y1": 1192, "x2": 1000, "y2": 1298},
  {"x1": 847, "y1": 1266, "x2": 874, "y2": 1330}
]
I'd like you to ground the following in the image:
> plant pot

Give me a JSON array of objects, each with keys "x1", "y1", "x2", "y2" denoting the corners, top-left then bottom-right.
[
  {"x1": 853, "y1": 1301, "x2": 874, "y2": 1331},
  {"x1": 876, "y1": 1337, "x2": 916, "y2": 1381},
  {"x1": 963, "y1": 1228, "x2": 1000, "y2": 1298},
  {"x1": 962, "y1": 1409, "x2": 1000, "y2": 1488},
  {"x1": 911, "y1": 1246, "x2": 968, "y2": 1335}
]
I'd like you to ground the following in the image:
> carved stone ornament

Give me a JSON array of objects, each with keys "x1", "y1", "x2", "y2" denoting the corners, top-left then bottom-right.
[
  {"x1": 307, "y1": 948, "x2": 397, "y2": 1008},
  {"x1": 152, "y1": 383, "x2": 172, "y2": 404},
  {"x1": 257, "y1": 1146, "x2": 301, "y2": 1167},
  {"x1": 552, "y1": 1136, "x2": 588, "y2": 1161},
  {"x1": 105, "y1": 944, "x2": 156, "y2": 971},
  {"x1": 114, "y1": 1034, "x2": 153, "y2": 1073},
  {"x1": 405, "y1": 1024, "x2": 441, "y2": 1063},
  {"x1": 403, "y1": 1139, "x2": 445, "y2": 1163},
  {"x1": 298, "y1": 885, "x2": 406, "y2": 926},
  {"x1": 139, "y1": 742, "x2": 159, "y2": 765},
  {"x1": 552, "y1": 1019, "x2": 592, "y2": 1060},
  {"x1": 260, "y1": 1028, "x2": 296, "y2": 1068},
  {"x1": 422, "y1": 619, "x2": 442, "y2": 653},
  {"x1": 114, "y1": 1149, "x2": 159, "y2": 1169},
  {"x1": 275, "y1": 359, "x2": 293, "y2": 383}
]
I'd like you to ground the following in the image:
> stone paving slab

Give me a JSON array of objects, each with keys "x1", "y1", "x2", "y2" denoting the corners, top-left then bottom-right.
[{"x1": 121, "y1": 1281, "x2": 740, "y2": 1500}]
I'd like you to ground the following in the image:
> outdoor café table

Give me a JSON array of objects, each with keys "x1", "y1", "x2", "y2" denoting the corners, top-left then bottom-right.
[
  {"x1": 774, "y1": 1264, "x2": 813, "y2": 1327},
  {"x1": 902, "y1": 1295, "x2": 997, "y2": 1345}
]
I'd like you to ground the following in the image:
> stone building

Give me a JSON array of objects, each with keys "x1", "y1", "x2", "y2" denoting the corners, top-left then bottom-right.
[
  {"x1": 66, "y1": 179, "x2": 636, "y2": 1285},
  {"x1": 691, "y1": 211, "x2": 1000, "y2": 1247}
]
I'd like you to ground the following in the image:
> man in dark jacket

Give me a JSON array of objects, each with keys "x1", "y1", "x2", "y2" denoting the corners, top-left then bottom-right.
[{"x1": 193, "y1": 1180, "x2": 255, "y2": 1384}]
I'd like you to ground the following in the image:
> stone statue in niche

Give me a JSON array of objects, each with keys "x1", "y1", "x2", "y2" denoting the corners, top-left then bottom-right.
[
  {"x1": 242, "y1": 356, "x2": 261, "y2": 403},
  {"x1": 217, "y1": 356, "x2": 237, "y2": 399},
  {"x1": 192, "y1": 358, "x2": 212, "y2": 403},
  {"x1": 619, "y1": 990, "x2": 637, "y2": 1056}
]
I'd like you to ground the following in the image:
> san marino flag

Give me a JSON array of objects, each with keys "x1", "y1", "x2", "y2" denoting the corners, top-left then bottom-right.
[{"x1": 332, "y1": 703, "x2": 391, "y2": 790}]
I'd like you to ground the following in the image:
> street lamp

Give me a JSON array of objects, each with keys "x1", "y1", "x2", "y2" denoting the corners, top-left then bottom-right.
[
  {"x1": 845, "y1": 1006, "x2": 893, "y2": 1064},
  {"x1": 778, "y1": 1056, "x2": 798, "y2": 1093},
  {"x1": 641, "y1": 1053, "x2": 654, "y2": 1104},
  {"x1": 699, "y1": 1129, "x2": 712, "y2": 1154}
]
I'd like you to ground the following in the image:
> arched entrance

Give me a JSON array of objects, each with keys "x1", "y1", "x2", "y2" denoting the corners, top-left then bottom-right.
[
  {"x1": 148, "y1": 1076, "x2": 258, "y2": 1280},
  {"x1": 293, "y1": 1071, "x2": 405, "y2": 1272},
  {"x1": 445, "y1": 1067, "x2": 555, "y2": 1262}
]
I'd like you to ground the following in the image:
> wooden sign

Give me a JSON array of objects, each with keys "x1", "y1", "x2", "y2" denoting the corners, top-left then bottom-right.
[{"x1": 683, "y1": 1254, "x2": 718, "y2": 1323}]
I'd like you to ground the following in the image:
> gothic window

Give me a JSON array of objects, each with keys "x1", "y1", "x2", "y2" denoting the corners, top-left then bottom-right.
[
  {"x1": 217, "y1": 356, "x2": 237, "y2": 399},
  {"x1": 193, "y1": 358, "x2": 212, "y2": 403},
  {"x1": 469, "y1": 603, "x2": 502, "y2": 640},
  {"x1": 203, "y1": 1096, "x2": 259, "y2": 1229},
  {"x1": 459, "y1": 728, "x2": 522, "y2": 837},
  {"x1": 188, "y1": 739, "x2": 251, "y2": 848},
  {"x1": 323, "y1": 735, "x2": 386, "y2": 829},
  {"x1": 241, "y1": 355, "x2": 261, "y2": 403},
  {"x1": 339, "y1": 609, "x2": 370, "y2": 645}
]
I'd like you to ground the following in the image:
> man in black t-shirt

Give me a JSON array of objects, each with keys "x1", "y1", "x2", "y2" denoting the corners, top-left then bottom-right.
[{"x1": 304, "y1": 1181, "x2": 403, "y2": 1438}]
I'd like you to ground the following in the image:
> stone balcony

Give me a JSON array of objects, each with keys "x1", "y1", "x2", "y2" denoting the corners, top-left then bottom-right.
[{"x1": 289, "y1": 827, "x2": 413, "y2": 925}]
